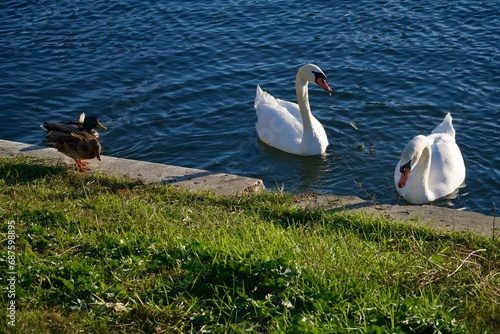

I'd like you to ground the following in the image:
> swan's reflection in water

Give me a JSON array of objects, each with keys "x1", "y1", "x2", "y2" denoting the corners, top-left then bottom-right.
[{"x1": 255, "y1": 142, "x2": 341, "y2": 194}]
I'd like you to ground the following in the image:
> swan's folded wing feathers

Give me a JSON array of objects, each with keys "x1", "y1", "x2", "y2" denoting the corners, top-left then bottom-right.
[
  {"x1": 255, "y1": 85, "x2": 279, "y2": 107},
  {"x1": 431, "y1": 113, "x2": 455, "y2": 138},
  {"x1": 255, "y1": 98, "x2": 303, "y2": 150},
  {"x1": 255, "y1": 86, "x2": 302, "y2": 123},
  {"x1": 256, "y1": 103, "x2": 302, "y2": 135},
  {"x1": 276, "y1": 99, "x2": 302, "y2": 122}
]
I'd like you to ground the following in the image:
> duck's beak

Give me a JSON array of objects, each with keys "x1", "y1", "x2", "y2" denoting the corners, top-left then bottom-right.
[
  {"x1": 398, "y1": 167, "x2": 411, "y2": 188},
  {"x1": 96, "y1": 121, "x2": 107, "y2": 130}
]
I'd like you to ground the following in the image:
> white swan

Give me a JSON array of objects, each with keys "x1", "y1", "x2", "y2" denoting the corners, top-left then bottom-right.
[
  {"x1": 254, "y1": 64, "x2": 332, "y2": 156},
  {"x1": 394, "y1": 113, "x2": 466, "y2": 204}
]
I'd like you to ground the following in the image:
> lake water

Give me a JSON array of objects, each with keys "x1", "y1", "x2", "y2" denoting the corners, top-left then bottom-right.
[{"x1": 1, "y1": 1, "x2": 499, "y2": 216}]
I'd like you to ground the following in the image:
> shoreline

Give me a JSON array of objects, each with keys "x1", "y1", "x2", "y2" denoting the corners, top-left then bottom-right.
[{"x1": 1, "y1": 138, "x2": 496, "y2": 237}]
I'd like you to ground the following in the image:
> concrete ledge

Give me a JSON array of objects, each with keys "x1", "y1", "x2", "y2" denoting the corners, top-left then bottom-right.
[
  {"x1": 1, "y1": 139, "x2": 497, "y2": 237},
  {"x1": 294, "y1": 194, "x2": 497, "y2": 237},
  {"x1": 0, "y1": 139, "x2": 265, "y2": 196}
]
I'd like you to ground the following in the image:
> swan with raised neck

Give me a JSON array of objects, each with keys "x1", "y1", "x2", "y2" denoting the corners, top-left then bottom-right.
[{"x1": 254, "y1": 64, "x2": 332, "y2": 156}]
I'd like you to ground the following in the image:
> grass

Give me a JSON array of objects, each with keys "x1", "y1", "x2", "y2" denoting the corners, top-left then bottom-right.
[{"x1": 0, "y1": 156, "x2": 499, "y2": 333}]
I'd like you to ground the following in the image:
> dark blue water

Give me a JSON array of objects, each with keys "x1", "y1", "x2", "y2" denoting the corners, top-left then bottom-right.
[{"x1": 1, "y1": 1, "x2": 499, "y2": 216}]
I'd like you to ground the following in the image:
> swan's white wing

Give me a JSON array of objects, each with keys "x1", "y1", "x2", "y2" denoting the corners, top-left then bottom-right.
[
  {"x1": 255, "y1": 85, "x2": 302, "y2": 121},
  {"x1": 275, "y1": 99, "x2": 302, "y2": 122},
  {"x1": 255, "y1": 86, "x2": 304, "y2": 154},
  {"x1": 427, "y1": 134, "x2": 465, "y2": 199},
  {"x1": 428, "y1": 114, "x2": 464, "y2": 199},
  {"x1": 431, "y1": 113, "x2": 455, "y2": 138}
]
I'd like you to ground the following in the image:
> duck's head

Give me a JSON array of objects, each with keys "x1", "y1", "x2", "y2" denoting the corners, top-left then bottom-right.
[
  {"x1": 83, "y1": 116, "x2": 107, "y2": 131},
  {"x1": 298, "y1": 64, "x2": 332, "y2": 94}
]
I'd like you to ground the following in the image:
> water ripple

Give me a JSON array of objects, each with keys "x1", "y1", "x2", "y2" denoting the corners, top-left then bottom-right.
[{"x1": 1, "y1": 0, "x2": 498, "y2": 215}]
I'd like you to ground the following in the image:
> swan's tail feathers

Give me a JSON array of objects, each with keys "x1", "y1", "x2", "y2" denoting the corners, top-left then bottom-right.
[
  {"x1": 255, "y1": 85, "x2": 278, "y2": 109},
  {"x1": 254, "y1": 85, "x2": 263, "y2": 109},
  {"x1": 432, "y1": 113, "x2": 455, "y2": 138}
]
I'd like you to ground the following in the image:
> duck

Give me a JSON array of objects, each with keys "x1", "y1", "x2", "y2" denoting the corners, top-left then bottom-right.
[
  {"x1": 41, "y1": 112, "x2": 107, "y2": 139},
  {"x1": 51, "y1": 131, "x2": 103, "y2": 172},
  {"x1": 254, "y1": 63, "x2": 332, "y2": 156},
  {"x1": 394, "y1": 113, "x2": 466, "y2": 204},
  {"x1": 41, "y1": 113, "x2": 107, "y2": 171}
]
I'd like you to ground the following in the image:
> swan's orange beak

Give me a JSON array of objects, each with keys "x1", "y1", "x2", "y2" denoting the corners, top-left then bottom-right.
[
  {"x1": 398, "y1": 166, "x2": 411, "y2": 188},
  {"x1": 316, "y1": 77, "x2": 333, "y2": 94}
]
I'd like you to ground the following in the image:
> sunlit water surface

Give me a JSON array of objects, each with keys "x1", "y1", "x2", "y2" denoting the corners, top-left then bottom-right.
[{"x1": 1, "y1": 1, "x2": 498, "y2": 215}]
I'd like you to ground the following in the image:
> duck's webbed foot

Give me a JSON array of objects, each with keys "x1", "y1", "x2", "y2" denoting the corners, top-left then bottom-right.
[{"x1": 75, "y1": 159, "x2": 90, "y2": 172}]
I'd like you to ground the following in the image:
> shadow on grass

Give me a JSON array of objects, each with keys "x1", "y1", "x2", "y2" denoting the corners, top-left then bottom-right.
[
  {"x1": 1, "y1": 156, "x2": 143, "y2": 190},
  {"x1": 0, "y1": 157, "x2": 66, "y2": 184}
]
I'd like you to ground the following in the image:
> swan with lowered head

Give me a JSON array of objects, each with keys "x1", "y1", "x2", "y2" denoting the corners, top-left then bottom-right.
[
  {"x1": 394, "y1": 113, "x2": 466, "y2": 204},
  {"x1": 254, "y1": 64, "x2": 332, "y2": 156}
]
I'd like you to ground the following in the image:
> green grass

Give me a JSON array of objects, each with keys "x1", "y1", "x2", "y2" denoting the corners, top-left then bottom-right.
[{"x1": 0, "y1": 156, "x2": 499, "y2": 333}]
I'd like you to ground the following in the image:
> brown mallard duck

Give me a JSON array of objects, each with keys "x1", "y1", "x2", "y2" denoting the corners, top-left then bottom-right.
[
  {"x1": 52, "y1": 131, "x2": 103, "y2": 171},
  {"x1": 41, "y1": 113, "x2": 107, "y2": 171}
]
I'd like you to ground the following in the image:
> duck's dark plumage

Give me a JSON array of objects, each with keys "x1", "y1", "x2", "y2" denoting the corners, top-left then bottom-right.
[{"x1": 41, "y1": 113, "x2": 106, "y2": 171}]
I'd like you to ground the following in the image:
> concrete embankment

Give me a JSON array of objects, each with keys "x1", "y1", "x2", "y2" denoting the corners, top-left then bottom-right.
[
  {"x1": 1, "y1": 139, "x2": 496, "y2": 237},
  {"x1": 0, "y1": 139, "x2": 264, "y2": 196}
]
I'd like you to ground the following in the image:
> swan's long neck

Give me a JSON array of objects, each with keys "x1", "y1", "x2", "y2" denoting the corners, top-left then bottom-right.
[
  {"x1": 409, "y1": 144, "x2": 432, "y2": 195},
  {"x1": 295, "y1": 75, "x2": 313, "y2": 140}
]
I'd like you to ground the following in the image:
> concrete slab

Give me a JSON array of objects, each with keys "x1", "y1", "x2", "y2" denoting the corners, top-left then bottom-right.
[
  {"x1": 293, "y1": 194, "x2": 498, "y2": 238},
  {"x1": 0, "y1": 139, "x2": 265, "y2": 196}
]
